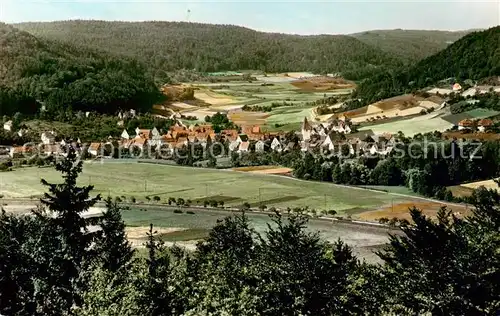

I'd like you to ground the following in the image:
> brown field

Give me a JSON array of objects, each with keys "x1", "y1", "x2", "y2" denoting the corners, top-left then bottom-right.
[
  {"x1": 338, "y1": 94, "x2": 444, "y2": 123},
  {"x1": 228, "y1": 111, "x2": 268, "y2": 125},
  {"x1": 291, "y1": 76, "x2": 356, "y2": 91},
  {"x1": 232, "y1": 166, "x2": 279, "y2": 172},
  {"x1": 357, "y1": 201, "x2": 470, "y2": 222},
  {"x1": 447, "y1": 185, "x2": 475, "y2": 198},
  {"x1": 232, "y1": 166, "x2": 292, "y2": 175},
  {"x1": 442, "y1": 131, "x2": 500, "y2": 141},
  {"x1": 194, "y1": 90, "x2": 236, "y2": 105}
]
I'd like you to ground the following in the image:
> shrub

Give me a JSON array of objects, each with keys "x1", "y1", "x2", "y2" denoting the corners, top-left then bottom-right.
[
  {"x1": 209, "y1": 200, "x2": 218, "y2": 208},
  {"x1": 203, "y1": 200, "x2": 209, "y2": 208},
  {"x1": 258, "y1": 204, "x2": 267, "y2": 211},
  {"x1": 145, "y1": 196, "x2": 151, "y2": 201},
  {"x1": 114, "y1": 196, "x2": 122, "y2": 203},
  {"x1": 378, "y1": 217, "x2": 389, "y2": 224},
  {"x1": 168, "y1": 197, "x2": 176, "y2": 205},
  {"x1": 389, "y1": 217, "x2": 399, "y2": 227},
  {"x1": 242, "y1": 202, "x2": 251, "y2": 210},
  {"x1": 153, "y1": 196, "x2": 161, "y2": 202},
  {"x1": 176, "y1": 198, "x2": 185, "y2": 206},
  {"x1": 219, "y1": 201, "x2": 224, "y2": 208},
  {"x1": 186, "y1": 211, "x2": 195, "y2": 215},
  {"x1": 327, "y1": 210, "x2": 337, "y2": 216},
  {"x1": 173, "y1": 209, "x2": 183, "y2": 214},
  {"x1": 130, "y1": 196, "x2": 136, "y2": 203}
]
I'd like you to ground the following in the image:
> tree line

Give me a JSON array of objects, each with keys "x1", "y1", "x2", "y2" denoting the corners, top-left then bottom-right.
[
  {"x1": 0, "y1": 148, "x2": 499, "y2": 315},
  {"x1": 15, "y1": 20, "x2": 402, "y2": 81},
  {"x1": 0, "y1": 23, "x2": 163, "y2": 118},
  {"x1": 354, "y1": 26, "x2": 500, "y2": 106}
]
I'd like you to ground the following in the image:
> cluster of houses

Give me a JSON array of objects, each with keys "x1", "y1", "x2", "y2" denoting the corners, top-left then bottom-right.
[
  {"x1": 3, "y1": 114, "x2": 400, "y2": 159},
  {"x1": 457, "y1": 118, "x2": 494, "y2": 132},
  {"x1": 300, "y1": 117, "x2": 394, "y2": 156}
]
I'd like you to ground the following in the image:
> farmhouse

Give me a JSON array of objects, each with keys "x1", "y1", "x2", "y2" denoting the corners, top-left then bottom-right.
[
  {"x1": 255, "y1": 140, "x2": 266, "y2": 153},
  {"x1": 121, "y1": 129, "x2": 130, "y2": 139},
  {"x1": 238, "y1": 141, "x2": 250, "y2": 153},
  {"x1": 478, "y1": 119, "x2": 493, "y2": 132},
  {"x1": 135, "y1": 128, "x2": 152, "y2": 139},
  {"x1": 41, "y1": 132, "x2": 56, "y2": 145},
  {"x1": 3, "y1": 120, "x2": 13, "y2": 132},
  {"x1": 458, "y1": 119, "x2": 474, "y2": 131},
  {"x1": 88, "y1": 143, "x2": 102, "y2": 156},
  {"x1": 271, "y1": 137, "x2": 282, "y2": 152}
]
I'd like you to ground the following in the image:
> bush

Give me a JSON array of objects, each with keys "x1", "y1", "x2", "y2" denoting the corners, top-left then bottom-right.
[
  {"x1": 145, "y1": 196, "x2": 151, "y2": 201},
  {"x1": 258, "y1": 204, "x2": 267, "y2": 211},
  {"x1": 327, "y1": 210, "x2": 337, "y2": 216},
  {"x1": 168, "y1": 197, "x2": 176, "y2": 205},
  {"x1": 242, "y1": 202, "x2": 251, "y2": 210},
  {"x1": 219, "y1": 201, "x2": 224, "y2": 208},
  {"x1": 130, "y1": 196, "x2": 136, "y2": 203},
  {"x1": 173, "y1": 209, "x2": 183, "y2": 214},
  {"x1": 114, "y1": 196, "x2": 122, "y2": 203},
  {"x1": 176, "y1": 198, "x2": 185, "y2": 206},
  {"x1": 203, "y1": 200, "x2": 209, "y2": 208},
  {"x1": 378, "y1": 217, "x2": 389, "y2": 224},
  {"x1": 388, "y1": 217, "x2": 399, "y2": 227},
  {"x1": 153, "y1": 196, "x2": 161, "y2": 202},
  {"x1": 209, "y1": 200, "x2": 218, "y2": 208},
  {"x1": 186, "y1": 211, "x2": 195, "y2": 215}
]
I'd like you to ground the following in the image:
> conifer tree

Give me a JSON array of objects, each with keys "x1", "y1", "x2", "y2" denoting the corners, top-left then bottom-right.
[{"x1": 38, "y1": 147, "x2": 101, "y2": 310}]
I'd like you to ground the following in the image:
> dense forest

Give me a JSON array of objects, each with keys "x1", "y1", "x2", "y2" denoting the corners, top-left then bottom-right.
[
  {"x1": 0, "y1": 23, "x2": 162, "y2": 117},
  {"x1": 0, "y1": 150, "x2": 499, "y2": 315},
  {"x1": 15, "y1": 20, "x2": 404, "y2": 80},
  {"x1": 352, "y1": 29, "x2": 471, "y2": 62},
  {"x1": 355, "y1": 26, "x2": 500, "y2": 104}
]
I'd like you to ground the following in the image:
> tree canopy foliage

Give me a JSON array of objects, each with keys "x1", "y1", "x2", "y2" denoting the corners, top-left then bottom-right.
[
  {"x1": 355, "y1": 26, "x2": 500, "y2": 104},
  {"x1": 15, "y1": 20, "x2": 403, "y2": 80},
  {"x1": 352, "y1": 29, "x2": 470, "y2": 62},
  {"x1": 0, "y1": 151, "x2": 499, "y2": 314},
  {"x1": 0, "y1": 23, "x2": 162, "y2": 117}
]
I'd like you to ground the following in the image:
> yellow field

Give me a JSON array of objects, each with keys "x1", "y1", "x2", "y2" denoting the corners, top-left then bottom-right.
[{"x1": 194, "y1": 90, "x2": 236, "y2": 105}]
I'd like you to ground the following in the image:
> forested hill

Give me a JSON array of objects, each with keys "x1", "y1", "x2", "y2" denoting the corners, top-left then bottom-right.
[
  {"x1": 15, "y1": 20, "x2": 402, "y2": 80},
  {"x1": 355, "y1": 26, "x2": 500, "y2": 104},
  {"x1": 352, "y1": 29, "x2": 471, "y2": 62},
  {"x1": 0, "y1": 23, "x2": 161, "y2": 116}
]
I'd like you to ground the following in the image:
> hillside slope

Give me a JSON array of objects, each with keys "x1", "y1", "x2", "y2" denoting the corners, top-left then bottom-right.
[
  {"x1": 15, "y1": 20, "x2": 402, "y2": 80},
  {"x1": 352, "y1": 29, "x2": 471, "y2": 62},
  {"x1": 0, "y1": 23, "x2": 160, "y2": 116},
  {"x1": 355, "y1": 26, "x2": 500, "y2": 104}
]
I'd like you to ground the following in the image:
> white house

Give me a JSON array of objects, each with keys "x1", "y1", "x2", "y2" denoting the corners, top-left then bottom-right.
[
  {"x1": 255, "y1": 140, "x2": 266, "y2": 153},
  {"x1": 121, "y1": 129, "x2": 130, "y2": 140},
  {"x1": 238, "y1": 141, "x2": 250, "y2": 153},
  {"x1": 229, "y1": 140, "x2": 240, "y2": 152},
  {"x1": 322, "y1": 135, "x2": 335, "y2": 151},
  {"x1": 271, "y1": 138, "x2": 282, "y2": 152},
  {"x1": 3, "y1": 120, "x2": 12, "y2": 132},
  {"x1": 41, "y1": 132, "x2": 56, "y2": 145},
  {"x1": 17, "y1": 129, "x2": 27, "y2": 137}
]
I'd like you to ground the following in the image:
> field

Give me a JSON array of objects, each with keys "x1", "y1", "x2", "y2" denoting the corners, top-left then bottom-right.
[
  {"x1": 356, "y1": 201, "x2": 470, "y2": 222},
  {"x1": 337, "y1": 94, "x2": 444, "y2": 124},
  {"x1": 0, "y1": 162, "x2": 411, "y2": 212},
  {"x1": 159, "y1": 72, "x2": 353, "y2": 131},
  {"x1": 232, "y1": 166, "x2": 293, "y2": 175},
  {"x1": 121, "y1": 206, "x2": 393, "y2": 261},
  {"x1": 442, "y1": 108, "x2": 500, "y2": 125},
  {"x1": 359, "y1": 110, "x2": 453, "y2": 136},
  {"x1": 448, "y1": 178, "x2": 499, "y2": 197}
]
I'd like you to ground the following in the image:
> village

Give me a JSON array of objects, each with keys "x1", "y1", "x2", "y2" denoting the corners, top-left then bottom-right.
[{"x1": 1, "y1": 108, "x2": 496, "y2": 162}]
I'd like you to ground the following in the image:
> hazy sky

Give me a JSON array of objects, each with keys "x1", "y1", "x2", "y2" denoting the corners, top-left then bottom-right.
[{"x1": 0, "y1": 0, "x2": 499, "y2": 34}]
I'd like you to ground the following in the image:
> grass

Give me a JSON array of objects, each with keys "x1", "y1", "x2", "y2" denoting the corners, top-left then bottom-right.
[
  {"x1": 442, "y1": 108, "x2": 500, "y2": 125},
  {"x1": 0, "y1": 162, "x2": 409, "y2": 212},
  {"x1": 359, "y1": 111, "x2": 453, "y2": 137}
]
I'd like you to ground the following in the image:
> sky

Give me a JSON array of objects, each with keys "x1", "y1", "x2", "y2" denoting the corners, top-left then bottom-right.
[{"x1": 0, "y1": 0, "x2": 499, "y2": 35}]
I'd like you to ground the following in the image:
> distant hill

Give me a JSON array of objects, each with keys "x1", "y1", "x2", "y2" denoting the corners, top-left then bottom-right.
[
  {"x1": 355, "y1": 26, "x2": 500, "y2": 104},
  {"x1": 15, "y1": 20, "x2": 402, "y2": 81},
  {"x1": 0, "y1": 23, "x2": 160, "y2": 116},
  {"x1": 351, "y1": 29, "x2": 472, "y2": 62}
]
